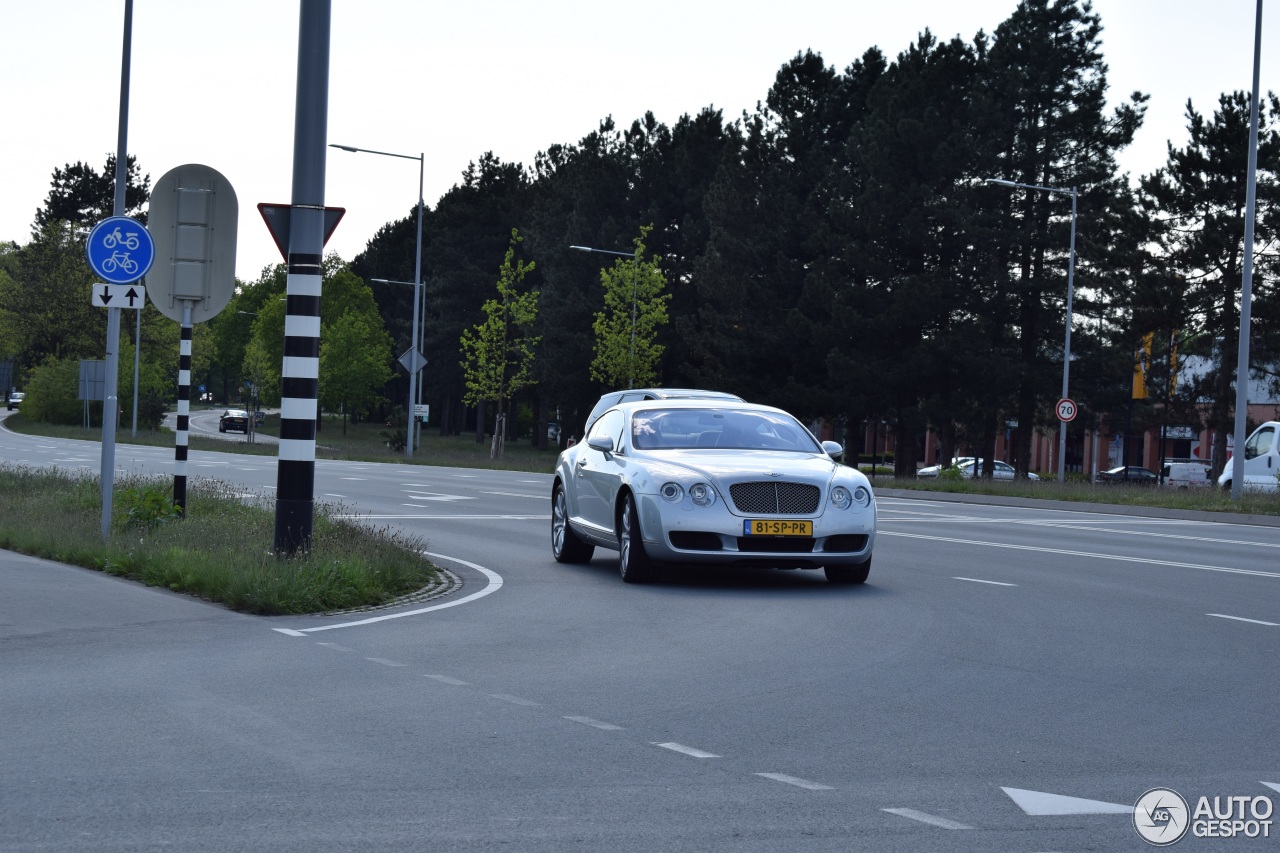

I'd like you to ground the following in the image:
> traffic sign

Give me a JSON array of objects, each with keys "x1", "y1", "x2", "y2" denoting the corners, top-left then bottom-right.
[
  {"x1": 258, "y1": 203, "x2": 345, "y2": 261},
  {"x1": 398, "y1": 349, "x2": 427, "y2": 374},
  {"x1": 146, "y1": 164, "x2": 238, "y2": 324},
  {"x1": 86, "y1": 216, "x2": 155, "y2": 284},
  {"x1": 1056, "y1": 398, "x2": 1078, "y2": 422},
  {"x1": 91, "y1": 284, "x2": 147, "y2": 309}
]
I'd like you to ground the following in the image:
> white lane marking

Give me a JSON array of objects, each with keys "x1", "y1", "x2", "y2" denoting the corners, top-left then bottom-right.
[
  {"x1": 888, "y1": 515, "x2": 1280, "y2": 550},
  {"x1": 273, "y1": 553, "x2": 502, "y2": 634},
  {"x1": 881, "y1": 808, "x2": 974, "y2": 829},
  {"x1": 275, "y1": 628, "x2": 306, "y2": 637},
  {"x1": 881, "y1": 531, "x2": 1280, "y2": 579},
  {"x1": 1263, "y1": 782, "x2": 1280, "y2": 794},
  {"x1": 323, "y1": 493, "x2": 345, "y2": 498},
  {"x1": 423, "y1": 674, "x2": 468, "y2": 685},
  {"x1": 480, "y1": 490, "x2": 546, "y2": 499},
  {"x1": 367, "y1": 658, "x2": 407, "y2": 667},
  {"x1": 403, "y1": 492, "x2": 474, "y2": 502},
  {"x1": 953, "y1": 577, "x2": 1017, "y2": 587},
  {"x1": 488, "y1": 693, "x2": 541, "y2": 706},
  {"x1": 755, "y1": 773, "x2": 833, "y2": 790},
  {"x1": 652, "y1": 742, "x2": 721, "y2": 758},
  {"x1": 317, "y1": 642, "x2": 354, "y2": 652},
  {"x1": 564, "y1": 716, "x2": 623, "y2": 730},
  {"x1": 1208, "y1": 613, "x2": 1279, "y2": 626},
  {"x1": 1001, "y1": 787, "x2": 1131, "y2": 815}
]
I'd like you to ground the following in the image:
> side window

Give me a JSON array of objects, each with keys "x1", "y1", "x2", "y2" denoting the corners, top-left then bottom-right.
[
  {"x1": 588, "y1": 410, "x2": 625, "y2": 452},
  {"x1": 1249, "y1": 426, "x2": 1275, "y2": 459}
]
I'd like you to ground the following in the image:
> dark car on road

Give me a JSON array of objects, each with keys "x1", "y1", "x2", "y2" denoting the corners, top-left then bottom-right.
[
  {"x1": 218, "y1": 409, "x2": 249, "y2": 433},
  {"x1": 1095, "y1": 465, "x2": 1158, "y2": 485},
  {"x1": 7, "y1": 391, "x2": 24, "y2": 411}
]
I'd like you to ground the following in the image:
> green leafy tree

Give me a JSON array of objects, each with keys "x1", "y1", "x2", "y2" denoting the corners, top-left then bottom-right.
[
  {"x1": 590, "y1": 226, "x2": 669, "y2": 388},
  {"x1": 34, "y1": 153, "x2": 150, "y2": 229},
  {"x1": 460, "y1": 229, "x2": 540, "y2": 458},
  {"x1": 320, "y1": 312, "x2": 394, "y2": 434},
  {"x1": 21, "y1": 356, "x2": 86, "y2": 426}
]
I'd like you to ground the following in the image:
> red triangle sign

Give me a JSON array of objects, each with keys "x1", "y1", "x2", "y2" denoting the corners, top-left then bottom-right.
[{"x1": 258, "y1": 203, "x2": 346, "y2": 261}]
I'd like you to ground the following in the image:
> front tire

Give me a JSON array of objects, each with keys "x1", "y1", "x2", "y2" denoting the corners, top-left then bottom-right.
[
  {"x1": 825, "y1": 559, "x2": 871, "y2": 585},
  {"x1": 618, "y1": 493, "x2": 660, "y2": 584},
  {"x1": 218, "y1": 423, "x2": 225, "y2": 433},
  {"x1": 551, "y1": 483, "x2": 594, "y2": 564}
]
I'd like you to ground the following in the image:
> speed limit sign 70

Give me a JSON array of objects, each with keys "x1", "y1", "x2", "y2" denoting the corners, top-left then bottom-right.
[{"x1": 1056, "y1": 398, "x2": 1078, "y2": 422}]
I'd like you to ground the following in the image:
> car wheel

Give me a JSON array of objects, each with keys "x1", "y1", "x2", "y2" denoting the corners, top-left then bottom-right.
[
  {"x1": 825, "y1": 559, "x2": 871, "y2": 585},
  {"x1": 618, "y1": 492, "x2": 660, "y2": 584},
  {"x1": 551, "y1": 483, "x2": 594, "y2": 564},
  {"x1": 218, "y1": 423, "x2": 225, "y2": 433}
]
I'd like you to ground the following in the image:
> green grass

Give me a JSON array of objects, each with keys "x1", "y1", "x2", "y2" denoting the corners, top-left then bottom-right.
[
  {"x1": 870, "y1": 472, "x2": 1280, "y2": 517},
  {"x1": 0, "y1": 464, "x2": 443, "y2": 615},
  {"x1": 4, "y1": 409, "x2": 562, "y2": 472}
]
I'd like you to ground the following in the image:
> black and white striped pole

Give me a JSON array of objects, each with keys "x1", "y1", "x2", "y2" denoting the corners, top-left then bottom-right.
[
  {"x1": 273, "y1": 0, "x2": 331, "y2": 554},
  {"x1": 173, "y1": 301, "x2": 193, "y2": 513}
]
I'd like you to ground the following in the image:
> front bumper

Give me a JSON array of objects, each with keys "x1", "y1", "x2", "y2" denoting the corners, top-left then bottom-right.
[{"x1": 635, "y1": 491, "x2": 875, "y2": 568}]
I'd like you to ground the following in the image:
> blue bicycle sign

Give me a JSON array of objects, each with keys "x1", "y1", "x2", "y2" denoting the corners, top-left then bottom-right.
[{"x1": 86, "y1": 216, "x2": 155, "y2": 284}]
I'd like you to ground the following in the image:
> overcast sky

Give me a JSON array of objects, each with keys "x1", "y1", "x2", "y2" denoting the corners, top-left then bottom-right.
[{"x1": 2, "y1": 1, "x2": 1274, "y2": 283}]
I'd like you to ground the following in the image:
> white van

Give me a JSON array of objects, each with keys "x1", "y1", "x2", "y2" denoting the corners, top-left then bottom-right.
[
  {"x1": 1162, "y1": 459, "x2": 1212, "y2": 488},
  {"x1": 1217, "y1": 421, "x2": 1280, "y2": 492}
]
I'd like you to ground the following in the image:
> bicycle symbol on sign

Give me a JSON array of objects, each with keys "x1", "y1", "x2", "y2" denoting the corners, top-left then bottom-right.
[
  {"x1": 101, "y1": 227, "x2": 140, "y2": 251},
  {"x1": 101, "y1": 252, "x2": 139, "y2": 276}
]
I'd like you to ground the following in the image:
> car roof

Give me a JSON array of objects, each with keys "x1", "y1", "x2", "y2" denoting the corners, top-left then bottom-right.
[{"x1": 611, "y1": 398, "x2": 788, "y2": 417}]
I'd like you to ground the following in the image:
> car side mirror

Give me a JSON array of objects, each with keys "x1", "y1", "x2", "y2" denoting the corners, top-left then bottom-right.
[
  {"x1": 822, "y1": 440, "x2": 844, "y2": 459},
  {"x1": 587, "y1": 435, "x2": 615, "y2": 453}
]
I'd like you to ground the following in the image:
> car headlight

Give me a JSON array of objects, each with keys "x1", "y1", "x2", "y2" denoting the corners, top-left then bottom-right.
[
  {"x1": 830, "y1": 486, "x2": 852, "y2": 510},
  {"x1": 660, "y1": 482, "x2": 684, "y2": 502},
  {"x1": 853, "y1": 486, "x2": 872, "y2": 507},
  {"x1": 689, "y1": 483, "x2": 716, "y2": 507}
]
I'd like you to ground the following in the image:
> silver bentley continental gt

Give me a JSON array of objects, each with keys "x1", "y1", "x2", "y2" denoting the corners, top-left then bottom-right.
[{"x1": 551, "y1": 399, "x2": 876, "y2": 584}]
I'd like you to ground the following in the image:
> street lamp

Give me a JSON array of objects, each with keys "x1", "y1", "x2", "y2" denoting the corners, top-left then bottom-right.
[
  {"x1": 570, "y1": 243, "x2": 640, "y2": 388},
  {"x1": 984, "y1": 177, "x2": 1078, "y2": 484},
  {"x1": 330, "y1": 143, "x2": 424, "y2": 458},
  {"x1": 370, "y1": 277, "x2": 428, "y2": 447}
]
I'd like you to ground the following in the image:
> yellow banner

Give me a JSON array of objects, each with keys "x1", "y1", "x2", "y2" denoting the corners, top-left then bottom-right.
[{"x1": 1132, "y1": 332, "x2": 1153, "y2": 399}]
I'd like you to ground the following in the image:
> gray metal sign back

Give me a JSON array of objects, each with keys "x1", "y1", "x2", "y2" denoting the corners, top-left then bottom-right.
[{"x1": 146, "y1": 164, "x2": 239, "y2": 324}]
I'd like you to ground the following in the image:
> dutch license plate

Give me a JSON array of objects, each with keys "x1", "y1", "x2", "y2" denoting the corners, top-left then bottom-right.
[{"x1": 744, "y1": 519, "x2": 813, "y2": 536}]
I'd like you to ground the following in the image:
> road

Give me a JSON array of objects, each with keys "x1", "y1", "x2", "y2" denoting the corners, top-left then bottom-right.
[{"x1": 2, "y1": 411, "x2": 1278, "y2": 851}]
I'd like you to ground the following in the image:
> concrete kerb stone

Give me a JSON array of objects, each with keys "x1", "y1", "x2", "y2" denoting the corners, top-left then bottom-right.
[{"x1": 873, "y1": 487, "x2": 1280, "y2": 528}]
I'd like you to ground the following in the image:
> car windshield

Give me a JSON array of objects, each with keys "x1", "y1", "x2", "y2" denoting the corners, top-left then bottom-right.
[
  {"x1": 630, "y1": 408, "x2": 821, "y2": 452},
  {"x1": 226, "y1": 410, "x2": 247, "y2": 418}
]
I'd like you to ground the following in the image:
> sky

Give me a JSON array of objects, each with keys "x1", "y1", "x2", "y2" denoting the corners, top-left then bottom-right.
[{"x1": 2, "y1": 1, "x2": 1276, "y2": 284}]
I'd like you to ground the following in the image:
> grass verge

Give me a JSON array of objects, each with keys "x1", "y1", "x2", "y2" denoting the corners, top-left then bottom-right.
[
  {"x1": 0, "y1": 464, "x2": 443, "y2": 615},
  {"x1": 3, "y1": 410, "x2": 562, "y2": 472}
]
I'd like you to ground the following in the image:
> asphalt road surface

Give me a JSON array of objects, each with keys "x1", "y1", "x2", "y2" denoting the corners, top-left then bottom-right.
[{"x1": 2, "y1": 411, "x2": 1278, "y2": 851}]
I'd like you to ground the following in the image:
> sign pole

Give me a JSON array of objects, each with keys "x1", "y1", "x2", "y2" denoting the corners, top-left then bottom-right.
[
  {"x1": 273, "y1": 0, "x2": 331, "y2": 555},
  {"x1": 99, "y1": 0, "x2": 134, "y2": 541},
  {"x1": 173, "y1": 301, "x2": 193, "y2": 514}
]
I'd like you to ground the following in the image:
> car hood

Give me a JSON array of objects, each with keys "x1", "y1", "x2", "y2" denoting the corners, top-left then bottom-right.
[{"x1": 630, "y1": 449, "x2": 848, "y2": 488}]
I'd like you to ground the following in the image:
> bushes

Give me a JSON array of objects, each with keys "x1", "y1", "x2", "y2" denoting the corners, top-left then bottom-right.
[{"x1": 22, "y1": 357, "x2": 88, "y2": 425}]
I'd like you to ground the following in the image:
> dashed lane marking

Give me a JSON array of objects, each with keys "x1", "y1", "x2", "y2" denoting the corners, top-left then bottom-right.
[
  {"x1": 653, "y1": 742, "x2": 721, "y2": 758},
  {"x1": 1208, "y1": 613, "x2": 1279, "y2": 626},
  {"x1": 564, "y1": 716, "x2": 623, "y2": 730},
  {"x1": 755, "y1": 773, "x2": 833, "y2": 790},
  {"x1": 882, "y1": 808, "x2": 974, "y2": 830}
]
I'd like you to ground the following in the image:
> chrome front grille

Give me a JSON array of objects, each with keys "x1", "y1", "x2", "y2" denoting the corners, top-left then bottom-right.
[{"x1": 728, "y1": 482, "x2": 820, "y2": 514}]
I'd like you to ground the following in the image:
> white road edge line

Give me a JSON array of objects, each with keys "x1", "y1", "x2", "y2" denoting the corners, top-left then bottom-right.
[
  {"x1": 652, "y1": 742, "x2": 721, "y2": 758},
  {"x1": 1208, "y1": 613, "x2": 1279, "y2": 626},
  {"x1": 882, "y1": 531, "x2": 1280, "y2": 579},
  {"x1": 881, "y1": 807, "x2": 974, "y2": 830},
  {"x1": 953, "y1": 577, "x2": 1017, "y2": 586},
  {"x1": 755, "y1": 773, "x2": 833, "y2": 790},
  {"x1": 272, "y1": 552, "x2": 502, "y2": 634}
]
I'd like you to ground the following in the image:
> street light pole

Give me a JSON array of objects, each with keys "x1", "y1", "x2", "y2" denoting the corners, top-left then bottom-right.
[
  {"x1": 984, "y1": 177, "x2": 1078, "y2": 484},
  {"x1": 570, "y1": 243, "x2": 640, "y2": 388},
  {"x1": 370, "y1": 277, "x2": 427, "y2": 446},
  {"x1": 330, "y1": 143, "x2": 424, "y2": 458}
]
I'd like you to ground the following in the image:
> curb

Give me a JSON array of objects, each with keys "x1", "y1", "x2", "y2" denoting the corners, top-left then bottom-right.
[{"x1": 872, "y1": 487, "x2": 1280, "y2": 528}]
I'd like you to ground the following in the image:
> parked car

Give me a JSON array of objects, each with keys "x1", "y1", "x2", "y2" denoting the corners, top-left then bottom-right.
[
  {"x1": 581, "y1": 388, "x2": 744, "y2": 439},
  {"x1": 6, "y1": 391, "x2": 24, "y2": 411},
  {"x1": 1217, "y1": 421, "x2": 1280, "y2": 492},
  {"x1": 551, "y1": 398, "x2": 876, "y2": 585},
  {"x1": 1095, "y1": 465, "x2": 1158, "y2": 485},
  {"x1": 917, "y1": 458, "x2": 1039, "y2": 481},
  {"x1": 218, "y1": 409, "x2": 249, "y2": 433}
]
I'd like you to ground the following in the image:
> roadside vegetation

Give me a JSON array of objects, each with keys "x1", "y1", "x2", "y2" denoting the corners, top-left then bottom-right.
[{"x1": 0, "y1": 463, "x2": 442, "y2": 616}]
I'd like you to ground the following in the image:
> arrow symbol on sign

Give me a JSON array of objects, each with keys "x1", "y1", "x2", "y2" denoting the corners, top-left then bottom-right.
[
  {"x1": 125, "y1": 287, "x2": 139, "y2": 306},
  {"x1": 99, "y1": 286, "x2": 113, "y2": 305}
]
